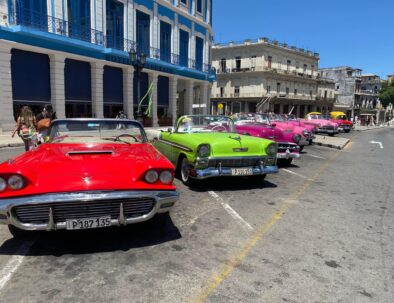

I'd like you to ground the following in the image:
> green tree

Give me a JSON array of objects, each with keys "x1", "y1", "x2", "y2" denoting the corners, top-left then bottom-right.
[{"x1": 379, "y1": 80, "x2": 394, "y2": 107}]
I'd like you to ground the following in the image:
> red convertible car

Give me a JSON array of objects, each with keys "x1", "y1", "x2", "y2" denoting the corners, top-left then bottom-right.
[{"x1": 0, "y1": 119, "x2": 179, "y2": 236}]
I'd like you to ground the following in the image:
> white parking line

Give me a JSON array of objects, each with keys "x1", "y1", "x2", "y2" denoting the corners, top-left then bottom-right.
[
  {"x1": 208, "y1": 191, "x2": 254, "y2": 231},
  {"x1": 304, "y1": 154, "x2": 326, "y2": 160},
  {"x1": 282, "y1": 168, "x2": 313, "y2": 181},
  {"x1": 0, "y1": 239, "x2": 34, "y2": 291}
]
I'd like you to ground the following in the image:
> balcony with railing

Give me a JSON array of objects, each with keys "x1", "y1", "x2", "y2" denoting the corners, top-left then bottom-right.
[
  {"x1": 215, "y1": 64, "x2": 318, "y2": 80},
  {"x1": 2, "y1": 8, "x2": 215, "y2": 75}
]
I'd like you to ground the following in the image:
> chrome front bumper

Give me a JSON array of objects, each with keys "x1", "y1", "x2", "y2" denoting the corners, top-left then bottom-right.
[
  {"x1": 317, "y1": 128, "x2": 339, "y2": 134},
  {"x1": 298, "y1": 138, "x2": 309, "y2": 146},
  {"x1": 277, "y1": 152, "x2": 300, "y2": 159},
  {"x1": 0, "y1": 190, "x2": 179, "y2": 231},
  {"x1": 191, "y1": 165, "x2": 278, "y2": 179}
]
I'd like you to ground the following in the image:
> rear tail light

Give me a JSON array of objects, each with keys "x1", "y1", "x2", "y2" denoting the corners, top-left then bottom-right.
[
  {"x1": 159, "y1": 170, "x2": 174, "y2": 184},
  {"x1": 144, "y1": 170, "x2": 159, "y2": 184}
]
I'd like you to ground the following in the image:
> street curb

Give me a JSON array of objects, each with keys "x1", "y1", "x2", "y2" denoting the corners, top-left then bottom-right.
[
  {"x1": 354, "y1": 126, "x2": 388, "y2": 132},
  {"x1": 312, "y1": 138, "x2": 350, "y2": 150},
  {"x1": 0, "y1": 143, "x2": 24, "y2": 149}
]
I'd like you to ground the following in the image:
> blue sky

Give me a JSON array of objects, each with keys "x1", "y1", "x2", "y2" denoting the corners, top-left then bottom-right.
[{"x1": 213, "y1": 0, "x2": 394, "y2": 78}]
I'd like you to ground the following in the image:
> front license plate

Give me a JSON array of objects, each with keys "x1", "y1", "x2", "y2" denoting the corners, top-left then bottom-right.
[
  {"x1": 231, "y1": 168, "x2": 253, "y2": 176},
  {"x1": 66, "y1": 216, "x2": 111, "y2": 230}
]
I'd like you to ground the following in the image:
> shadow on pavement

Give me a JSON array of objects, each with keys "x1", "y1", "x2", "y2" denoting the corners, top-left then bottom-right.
[
  {"x1": 186, "y1": 177, "x2": 277, "y2": 192},
  {"x1": 0, "y1": 215, "x2": 181, "y2": 257}
]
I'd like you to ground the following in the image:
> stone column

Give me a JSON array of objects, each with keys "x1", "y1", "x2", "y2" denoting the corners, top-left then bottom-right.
[
  {"x1": 184, "y1": 80, "x2": 194, "y2": 115},
  {"x1": 296, "y1": 104, "x2": 301, "y2": 118},
  {"x1": 149, "y1": 73, "x2": 158, "y2": 126},
  {"x1": 201, "y1": 82, "x2": 209, "y2": 114},
  {"x1": 169, "y1": 76, "x2": 178, "y2": 126},
  {"x1": 49, "y1": 54, "x2": 66, "y2": 118},
  {"x1": 279, "y1": 103, "x2": 284, "y2": 114},
  {"x1": 91, "y1": 61, "x2": 104, "y2": 118},
  {"x1": 0, "y1": 44, "x2": 15, "y2": 132},
  {"x1": 123, "y1": 67, "x2": 134, "y2": 119}
]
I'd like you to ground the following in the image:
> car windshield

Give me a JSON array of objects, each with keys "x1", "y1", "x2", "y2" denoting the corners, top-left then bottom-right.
[
  {"x1": 322, "y1": 115, "x2": 331, "y2": 120},
  {"x1": 176, "y1": 115, "x2": 236, "y2": 133},
  {"x1": 255, "y1": 114, "x2": 271, "y2": 124},
  {"x1": 287, "y1": 114, "x2": 297, "y2": 120},
  {"x1": 48, "y1": 119, "x2": 146, "y2": 144},
  {"x1": 232, "y1": 113, "x2": 256, "y2": 124},
  {"x1": 336, "y1": 115, "x2": 347, "y2": 120},
  {"x1": 270, "y1": 114, "x2": 284, "y2": 121},
  {"x1": 308, "y1": 114, "x2": 323, "y2": 120}
]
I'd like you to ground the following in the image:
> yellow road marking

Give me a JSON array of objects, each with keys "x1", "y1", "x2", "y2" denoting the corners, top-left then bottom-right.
[{"x1": 189, "y1": 149, "x2": 343, "y2": 303}]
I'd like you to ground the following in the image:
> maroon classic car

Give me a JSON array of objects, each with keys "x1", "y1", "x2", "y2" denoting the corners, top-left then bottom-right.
[{"x1": 233, "y1": 114, "x2": 300, "y2": 165}]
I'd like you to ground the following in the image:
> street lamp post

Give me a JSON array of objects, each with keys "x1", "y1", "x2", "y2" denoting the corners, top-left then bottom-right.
[{"x1": 129, "y1": 49, "x2": 147, "y2": 125}]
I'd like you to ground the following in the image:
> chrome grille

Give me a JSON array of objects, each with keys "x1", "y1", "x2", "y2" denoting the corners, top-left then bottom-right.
[
  {"x1": 13, "y1": 198, "x2": 155, "y2": 224},
  {"x1": 278, "y1": 143, "x2": 299, "y2": 153},
  {"x1": 207, "y1": 157, "x2": 263, "y2": 168},
  {"x1": 321, "y1": 125, "x2": 334, "y2": 130}
]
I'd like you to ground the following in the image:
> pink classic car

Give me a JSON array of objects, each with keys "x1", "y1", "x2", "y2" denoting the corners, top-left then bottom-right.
[
  {"x1": 303, "y1": 113, "x2": 339, "y2": 136},
  {"x1": 265, "y1": 114, "x2": 312, "y2": 151},
  {"x1": 281, "y1": 114, "x2": 316, "y2": 145},
  {"x1": 233, "y1": 114, "x2": 300, "y2": 165}
]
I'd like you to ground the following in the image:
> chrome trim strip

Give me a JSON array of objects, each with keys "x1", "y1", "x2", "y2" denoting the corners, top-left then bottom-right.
[
  {"x1": 157, "y1": 139, "x2": 193, "y2": 152},
  {"x1": 192, "y1": 165, "x2": 278, "y2": 179}
]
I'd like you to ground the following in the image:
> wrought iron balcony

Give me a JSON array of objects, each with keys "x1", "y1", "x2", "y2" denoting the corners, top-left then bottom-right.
[{"x1": 4, "y1": 8, "x2": 214, "y2": 74}]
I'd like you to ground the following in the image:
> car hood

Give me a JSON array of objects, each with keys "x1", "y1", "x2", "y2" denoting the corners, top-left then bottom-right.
[
  {"x1": 163, "y1": 132, "x2": 275, "y2": 158},
  {"x1": 0, "y1": 143, "x2": 174, "y2": 197}
]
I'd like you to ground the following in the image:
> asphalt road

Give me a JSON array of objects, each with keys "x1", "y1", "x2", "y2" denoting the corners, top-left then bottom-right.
[{"x1": 0, "y1": 128, "x2": 392, "y2": 303}]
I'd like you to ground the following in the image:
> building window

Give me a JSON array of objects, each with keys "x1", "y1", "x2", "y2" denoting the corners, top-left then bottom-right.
[
  {"x1": 180, "y1": 0, "x2": 187, "y2": 5},
  {"x1": 235, "y1": 56, "x2": 241, "y2": 71},
  {"x1": 287, "y1": 60, "x2": 291, "y2": 71},
  {"x1": 160, "y1": 21, "x2": 172, "y2": 63},
  {"x1": 303, "y1": 64, "x2": 307, "y2": 74},
  {"x1": 294, "y1": 89, "x2": 297, "y2": 96},
  {"x1": 311, "y1": 64, "x2": 315, "y2": 76},
  {"x1": 251, "y1": 55, "x2": 256, "y2": 70},
  {"x1": 220, "y1": 58, "x2": 226, "y2": 73},
  {"x1": 310, "y1": 90, "x2": 313, "y2": 97},
  {"x1": 136, "y1": 10, "x2": 150, "y2": 55},
  {"x1": 68, "y1": 0, "x2": 91, "y2": 41},
  {"x1": 196, "y1": 0, "x2": 203, "y2": 13},
  {"x1": 336, "y1": 85, "x2": 339, "y2": 90},
  {"x1": 234, "y1": 86, "x2": 240, "y2": 97},
  {"x1": 195, "y1": 36, "x2": 204, "y2": 71},
  {"x1": 286, "y1": 87, "x2": 289, "y2": 95},
  {"x1": 220, "y1": 87, "x2": 224, "y2": 97},
  {"x1": 267, "y1": 85, "x2": 271, "y2": 94},
  {"x1": 276, "y1": 82, "x2": 281, "y2": 94},
  {"x1": 179, "y1": 29, "x2": 189, "y2": 67},
  {"x1": 267, "y1": 56, "x2": 272, "y2": 69}
]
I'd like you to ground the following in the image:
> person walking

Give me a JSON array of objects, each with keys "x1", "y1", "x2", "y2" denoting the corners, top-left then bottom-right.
[
  {"x1": 36, "y1": 104, "x2": 56, "y2": 143},
  {"x1": 11, "y1": 106, "x2": 37, "y2": 151}
]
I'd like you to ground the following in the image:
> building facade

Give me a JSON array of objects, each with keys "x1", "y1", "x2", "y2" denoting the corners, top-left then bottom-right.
[
  {"x1": 0, "y1": 0, "x2": 215, "y2": 131},
  {"x1": 210, "y1": 38, "x2": 332, "y2": 118},
  {"x1": 319, "y1": 67, "x2": 382, "y2": 118}
]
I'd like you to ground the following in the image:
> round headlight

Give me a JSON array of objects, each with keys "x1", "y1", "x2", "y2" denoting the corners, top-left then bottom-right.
[
  {"x1": 266, "y1": 143, "x2": 277, "y2": 156},
  {"x1": 0, "y1": 177, "x2": 6, "y2": 192},
  {"x1": 293, "y1": 134, "x2": 301, "y2": 143},
  {"x1": 303, "y1": 130, "x2": 309, "y2": 136},
  {"x1": 145, "y1": 170, "x2": 159, "y2": 183},
  {"x1": 8, "y1": 175, "x2": 25, "y2": 190},
  {"x1": 197, "y1": 144, "x2": 210, "y2": 157},
  {"x1": 159, "y1": 170, "x2": 173, "y2": 184}
]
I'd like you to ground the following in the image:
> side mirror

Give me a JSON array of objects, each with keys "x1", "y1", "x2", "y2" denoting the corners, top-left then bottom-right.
[
  {"x1": 167, "y1": 127, "x2": 173, "y2": 133},
  {"x1": 152, "y1": 137, "x2": 159, "y2": 143}
]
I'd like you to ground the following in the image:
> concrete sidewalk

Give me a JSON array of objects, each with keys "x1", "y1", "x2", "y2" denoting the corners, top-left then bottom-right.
[
  {"x1": 312, "y1": 135, "x2": 350, "y2": 150},
  {"x1": 354, "y1": 125, "x2": 389, "y2": 131},
  {"x1": 0, "y1": 135, "x2": 24, "y2": 148}
]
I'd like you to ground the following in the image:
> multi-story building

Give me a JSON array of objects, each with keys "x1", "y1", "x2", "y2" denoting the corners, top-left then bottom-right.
[
  {"x1": 319, "y1": 67, "x2": 382, "y2": 118},
  {"x1": 210, "y1": 37, "x2": 331, "y2": 118},
  {"x1": 0, "y1": 0, "x2": 215, "y2": 131}
]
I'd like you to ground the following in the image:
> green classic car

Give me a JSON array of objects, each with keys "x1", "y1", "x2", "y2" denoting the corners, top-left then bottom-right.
[{"x1": 154, "y1": 115, "x2": 278, "y2": 185}]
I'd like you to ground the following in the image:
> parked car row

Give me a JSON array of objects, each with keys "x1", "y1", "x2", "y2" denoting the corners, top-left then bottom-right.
[{"x1": 0, "y1": 112, "x2": 353, "y2": 236}]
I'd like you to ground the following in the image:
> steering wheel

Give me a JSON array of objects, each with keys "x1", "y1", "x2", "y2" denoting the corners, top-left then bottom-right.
[
  {"x1": 211, "y1": 125, "x2": 227, "y2": 132},
  {"x1": 114, "y1": 134, "x2": 139, "y2": 142}
]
